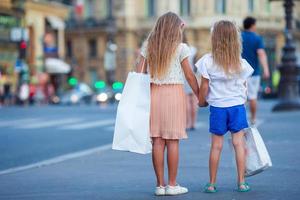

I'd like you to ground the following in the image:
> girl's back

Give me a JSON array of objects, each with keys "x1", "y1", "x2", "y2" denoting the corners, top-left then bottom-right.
[
  {"x1": 141, "y1": 42, "x2": 190, "y2": 85},
  {"x1": 196, "y1": 53, "x2": 253, "y2": 107}
]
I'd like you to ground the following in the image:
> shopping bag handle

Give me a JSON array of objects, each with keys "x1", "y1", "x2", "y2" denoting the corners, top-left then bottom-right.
[{"x1": 140, "y1": 57, "x2": 147, "y2": 74}]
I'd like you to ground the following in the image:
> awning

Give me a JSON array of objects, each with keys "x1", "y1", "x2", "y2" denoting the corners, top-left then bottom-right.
[
  {"x1": 46, "y1": 16, "x2": 65, "y2": 30},
  {"x1": 45, "y1": 58, "x2": 70, "y2": 74}
]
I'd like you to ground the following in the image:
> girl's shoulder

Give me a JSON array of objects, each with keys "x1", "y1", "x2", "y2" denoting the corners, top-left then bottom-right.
[
  {"x1": 195, "y1": 53, "x2": 213, "y2": 68},
  {"x1": 178, "y1": 43, "x2": 189, "y2": 52},
  {"x1": 195, "y1": 53, "x2": 214, "y2": 79},
  {"x1": 240, "y1": 58, "x2": 254, "y2": 79},
  {"x1": 178, "y1": 43, "x2": 191, "y2": 61}
]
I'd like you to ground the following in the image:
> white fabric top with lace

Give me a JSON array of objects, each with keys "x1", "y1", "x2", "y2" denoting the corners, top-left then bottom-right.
[{"x1": 140, "y1": 42, "x2": 190, "y2": 85}]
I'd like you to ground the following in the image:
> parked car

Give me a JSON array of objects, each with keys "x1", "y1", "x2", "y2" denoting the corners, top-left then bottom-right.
[{"x1": 60, "y1": 83, "x2": 93, "y2": 105}]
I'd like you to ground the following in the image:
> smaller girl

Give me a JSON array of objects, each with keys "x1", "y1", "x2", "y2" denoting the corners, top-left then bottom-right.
[{"x1": 196, "y1": 20, "x2": 254, "y2": 193}]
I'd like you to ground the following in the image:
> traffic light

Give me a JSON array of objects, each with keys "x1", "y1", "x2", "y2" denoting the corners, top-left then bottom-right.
[
  {"x1": 95, "y1": 81, "x2": 106, "y2": 89},
  {"x1": 112, "y1": 82, "x2": 123, "y2": 90},
  {"x1": 68, "y1": 77, "x2": 78, "y2": 86},
  {"x1": 19, "y1": 40, "x2": 27, "y2": 59}
]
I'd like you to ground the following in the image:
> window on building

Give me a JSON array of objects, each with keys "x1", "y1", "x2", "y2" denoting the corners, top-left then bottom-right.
[
  {"x1": 215, "y1": 0, "x2": 226, "y2": 14},
  {"x1": 248, "y1": 0, "x2": 254, "y2": 13},
  {"x1": 107, "y1": 0, "x2": 113, "y2": 18},
  {"x1": 265, "y1": 1, "x2": 271, "y2": 13},
  {"x1": 89, "y1": 39, "x2": 97, "y2": 58},
  {"x1": 66, "y1": 40, "x2": 72, "y2": 58},
  {"x1": 147, "y1": 0, "x2": 156, "y2": 17},
  {"x1": 180, "y1": 0, "x2": 191, "y2": 17},
  {"x1": 86, "y1": 0, "x2": 95, "y2": 18}
]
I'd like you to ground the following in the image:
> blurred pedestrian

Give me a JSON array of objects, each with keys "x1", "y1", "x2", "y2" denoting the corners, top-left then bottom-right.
[
  {"x1": 2, "y1": 72, "x2": 12, "y2": 106},
  {"x1": 137, "y1": 12, "x2": 199, "y2": 196},
  {"x1": 18, "y1": 81, "x2": 29, "y2": 106},
  {"x1": 197, "y1": 20, "x2": 253, "y2": 193},
  {"x1": 242, "y1": 17, "x2": 270, "y2": 126},
  {"x1": 104, "y1": 41, "x2": 117, "y2": 86},
  {"x1": 29, "y1": 83, "x2": 36, "y2": 105},
  {"x1": 0, "y1": 74, "x2": 3, "y2": 107},
  {"x1": 183, "y1": 33, "x2": 198, "y2": 131}
]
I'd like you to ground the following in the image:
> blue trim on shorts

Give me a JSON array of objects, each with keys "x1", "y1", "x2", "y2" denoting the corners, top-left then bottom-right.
[{"x1": 209, "y1": 104, "x2": 248, "y2": 136}]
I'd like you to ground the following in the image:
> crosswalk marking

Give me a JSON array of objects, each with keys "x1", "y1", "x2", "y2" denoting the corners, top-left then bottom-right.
[
  {"x1": 14, "y1": 118, "x2": 84, "y2": 129},
  {"x1": 0, "y1": 143, "x2": 112, "y2": 176},
  {"x1": 59, "y1": 119, "x2": 115, "y2": 130},
  {"x1": 0, "y1": 117, "x2": 265, "y2": 131},
  {"x1": 0, "y1": 118, "x2": 39, "y2": 128}
]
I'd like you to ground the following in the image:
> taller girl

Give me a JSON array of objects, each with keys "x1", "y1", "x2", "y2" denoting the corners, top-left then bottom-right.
[
  {"x1": 197, "y1": 21, "x2": 254, "y2": 193},
  {"x1": 137, "y1": 12, "x2": 199, "y2": 196}
]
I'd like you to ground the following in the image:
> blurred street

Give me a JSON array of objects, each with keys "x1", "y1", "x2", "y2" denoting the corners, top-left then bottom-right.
[
  {"x1": 0, "y1": 100, "x2": 300, "y2": 200},
  {"x1": 1, "y1": 0, "x2": 300, "y2": 199},
  {"x1": 0, "y1": 104, "x2": 116, "y2": 171}
]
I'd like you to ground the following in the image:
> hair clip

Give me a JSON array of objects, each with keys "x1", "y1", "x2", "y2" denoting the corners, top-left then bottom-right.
[{"x1": 181, "y1": 22, "x2": 185, "y2": 28}]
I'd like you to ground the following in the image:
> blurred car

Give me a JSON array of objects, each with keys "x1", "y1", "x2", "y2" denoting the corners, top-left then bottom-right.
[
  {"x1": 96, "y1": 87, "x2": 113, "y2": 104},
  {"x1": 95, "y1": 86, "x2": 123, "y2": 104},
  {"x1": 60, "y1": 83, "x2": 93, "y2": 105}
]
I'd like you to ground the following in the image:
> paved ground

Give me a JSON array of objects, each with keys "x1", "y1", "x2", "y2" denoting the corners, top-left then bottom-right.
[
  {"x1": 0, "y1": 101, "x2": 300, "y2": 200},
  {"x1": 0, "y1": 105, "x2": 116, "y2": 171}
]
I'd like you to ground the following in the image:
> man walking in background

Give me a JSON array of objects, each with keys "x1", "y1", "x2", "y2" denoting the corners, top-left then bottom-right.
[{"x1": 242, "y1": 17, "x2": 270, "y2": 126}]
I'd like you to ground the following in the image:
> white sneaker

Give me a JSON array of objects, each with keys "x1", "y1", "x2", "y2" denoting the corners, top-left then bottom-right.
[
  {"x1": 165, "y1": 184, "x2": 188, "y2": 195},
  {"x1": 155, "y1": 186, "x2": 166, "y2": 196}
]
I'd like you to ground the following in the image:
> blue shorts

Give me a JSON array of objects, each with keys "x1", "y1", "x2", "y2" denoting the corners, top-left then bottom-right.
[{"x1": 209, "y1": 104, "x2": 248, "y2": 136}]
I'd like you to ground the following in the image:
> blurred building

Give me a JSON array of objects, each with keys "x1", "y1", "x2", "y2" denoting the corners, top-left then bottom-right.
[
  {"x1": 295, "y1": 2, "x2": 300, "y2": 65},
  {"x1": 24, "y1": 0, "x2": 69, "y2": 72},
  {"x1": 0, "y1": 0, "x2": 24, "y2": 95},
  {"x1": 24, "y1": 0, "x2": 70, "y2": 99},
  {"x1": 0, "y1": 0, "x2": 70, "y2": 104},
  {"x1": 65, "y1": 0, "x2": 296, "y2": 85}
]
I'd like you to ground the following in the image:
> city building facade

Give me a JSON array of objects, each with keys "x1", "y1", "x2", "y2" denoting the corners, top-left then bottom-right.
[
  {"x1": 65, "y1": 0, "x2": 294, "y2": 86},
  {"x1": 24, "y1": 0, "x2": 69, "y2": 72},
  {"x1": 0, "y1": 0, "x2": 69, "y2": 102},
  {"x1": 0, "y1": 0, "x2": 24, "y2": 95}
]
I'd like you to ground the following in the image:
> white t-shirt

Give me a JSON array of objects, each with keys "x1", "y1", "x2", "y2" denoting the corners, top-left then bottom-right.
[
  {"x1": 195, "y1": 53, "x2": 254, "y2": 107},
  {"x1": 140, "y1": 42, "x2": 190, "y2": 85}
]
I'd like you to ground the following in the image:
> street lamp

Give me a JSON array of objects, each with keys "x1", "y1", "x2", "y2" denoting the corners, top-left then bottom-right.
[{"x1": 270, "y1": 0, "x2": 300, "y2": 111}]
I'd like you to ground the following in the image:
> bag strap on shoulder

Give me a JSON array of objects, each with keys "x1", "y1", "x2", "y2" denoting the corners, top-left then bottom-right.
[{"x1": 140, "y1": 57, "x2": 147, "y2": 74}]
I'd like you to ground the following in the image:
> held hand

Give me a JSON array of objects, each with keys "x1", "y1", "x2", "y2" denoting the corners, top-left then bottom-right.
[{"x1": 198, "y1": 101, "x2": 208, "y2": 107}]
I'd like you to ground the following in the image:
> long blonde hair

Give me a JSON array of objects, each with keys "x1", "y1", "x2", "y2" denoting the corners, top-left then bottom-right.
[
  {"x1": 147, "y1": 12, "x2": 183, "y2": 79},
  {"x1": 211, "y1": 20, "x2": 242, "y2": 75}
]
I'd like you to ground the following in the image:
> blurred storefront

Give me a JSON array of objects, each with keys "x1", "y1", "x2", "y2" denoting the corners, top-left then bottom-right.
[
  {"x1": 65, "y1": 0, "x2": 291, "y2": 92},
  {"x1": 0, "y1": 0, "x2": 25, "y2": 105},
  {"x1": 0, "y1": 0, "x2": 70, "y2": 105},
  {"x1": 24, "y1": 0, "x2": 70, "y2": 100},
  {"x1": 295, "y1": 3, "x2": 300, "y2": 65}
]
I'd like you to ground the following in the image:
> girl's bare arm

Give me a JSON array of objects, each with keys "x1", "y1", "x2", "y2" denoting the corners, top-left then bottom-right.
[
  {"x1": 199, "y1": 76, "x2": 209, "y2": 107},
  {"x1": 181, "y1": 58, "x2": 199, "y2": 96}
]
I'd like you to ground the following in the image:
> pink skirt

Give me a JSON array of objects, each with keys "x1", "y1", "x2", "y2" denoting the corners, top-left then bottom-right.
[{"x1": 150, "y1": 84, "x2": 187, "y2": 139}]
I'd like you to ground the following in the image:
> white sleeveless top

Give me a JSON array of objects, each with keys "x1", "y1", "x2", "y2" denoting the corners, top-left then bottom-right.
[{"x1": 140, "y1": 42, "x2": 190, "y2": 85}]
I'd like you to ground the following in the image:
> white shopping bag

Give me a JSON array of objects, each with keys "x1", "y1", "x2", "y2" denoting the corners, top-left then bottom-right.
[
  {"x1": 244, "y1": 127, "x2": 272, "y2": 177},
  {"x1": 112, "y1": 70, "x2": 152, "y2": 154},
  {"x1": 228, "y1": 127, "x2": 272, "y2": 177}
]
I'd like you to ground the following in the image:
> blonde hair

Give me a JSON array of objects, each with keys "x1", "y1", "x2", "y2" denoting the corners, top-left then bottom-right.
[
  {"x1": 147, "y1": 12, "x2": 183, "y2": 79},
  {"x1": 211, "y1": 20, "x2": 242, "y2": 75}
]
